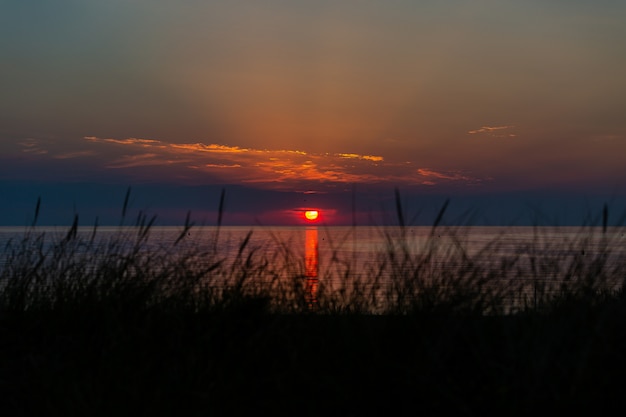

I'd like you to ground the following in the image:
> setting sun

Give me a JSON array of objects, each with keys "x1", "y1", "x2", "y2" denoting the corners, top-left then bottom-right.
[{"x1": 304, "y1": 210, "x2": 319, "y2": 221}]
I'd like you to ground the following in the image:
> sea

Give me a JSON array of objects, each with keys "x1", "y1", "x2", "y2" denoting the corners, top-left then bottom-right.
[{"x1": 2, "y1": 225, "x2": 625, "y2": 312}]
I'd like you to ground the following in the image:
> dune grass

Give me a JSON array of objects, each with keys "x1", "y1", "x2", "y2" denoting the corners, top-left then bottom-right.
[{"x1": 1, "y1": 196, "x2": 626, "y2": 415}]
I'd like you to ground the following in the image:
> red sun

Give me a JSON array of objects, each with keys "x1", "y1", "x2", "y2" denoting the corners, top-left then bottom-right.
[{"x1": 304, "y1": 210, "x2": 319, "y2": 221}]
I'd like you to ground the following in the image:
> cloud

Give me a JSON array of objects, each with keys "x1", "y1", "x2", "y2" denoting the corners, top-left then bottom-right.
[
  {"x1": 417, "y1": 168, "x2": 476, "y2": 183},
  {"x1": 468, "y1": 125, "x2": 516, "y2": 138},
  {"x1": 337, "y1": 153, "x2": 384, "y2": 162},
  {"x1": 106, "y1": 153, "x2": 165, "y2": 169},
  {"x1": 171, "y1": 143, "x2": 251, "y2": 153},
  {"x1": 81, "y1": 136, "x2": 483, "y2": 189},
  {"x1": 53, "y1": 151, "x2": 97, "y2": 159},
  {"x1": 85, "y1": 137, "x2": 163, "y2": 147},
  {"x1": 18, "y1": 139, "x2": 48, "y2": 155},
  {"x1": 204, "y1": 163, "x2": 242, "y2": 168}
]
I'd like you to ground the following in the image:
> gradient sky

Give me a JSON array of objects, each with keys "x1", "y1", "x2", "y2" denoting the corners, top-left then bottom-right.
[{"x1": 2, "y1": 1, "x2": 626, "y2": 226}]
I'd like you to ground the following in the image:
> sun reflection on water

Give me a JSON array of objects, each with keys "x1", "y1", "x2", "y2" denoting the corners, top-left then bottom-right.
[{"x1": 304, "y1": 227, "x2": 318, "y2": 309}]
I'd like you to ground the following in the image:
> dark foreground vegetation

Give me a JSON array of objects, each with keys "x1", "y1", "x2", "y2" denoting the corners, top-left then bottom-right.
[{"x1": 2, "y1": 202, "x2": 626, "y2": 416}]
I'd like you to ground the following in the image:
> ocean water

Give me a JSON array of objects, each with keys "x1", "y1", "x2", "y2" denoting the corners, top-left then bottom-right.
[
  {"x1": 2, "y1": 225, "x2": 625, "y2": 312},
  {"x1": 1, "y1": 224, "x2": 625, "y2": 272}
]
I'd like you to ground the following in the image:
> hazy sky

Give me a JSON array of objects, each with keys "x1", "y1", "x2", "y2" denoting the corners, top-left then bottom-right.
[{"x1": 2, "y1": 1, "x2": 626, "y2": 225}]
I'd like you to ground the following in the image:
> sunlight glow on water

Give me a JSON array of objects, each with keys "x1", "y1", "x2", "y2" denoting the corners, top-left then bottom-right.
[
  {"x1": 2, "y1": 225, "x2": 625, "y2": 313},
  {"x1": 1, "y1": 225, "x2": 625, "y2": 265}
]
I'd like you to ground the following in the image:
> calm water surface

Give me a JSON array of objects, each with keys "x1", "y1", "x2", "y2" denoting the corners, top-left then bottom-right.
[
  {"x1": 2, "y1": 225, "x2": 625, "y2": 312},
  {"x1": 2, "y1": 224, "x2": 624, "y2": 271}
]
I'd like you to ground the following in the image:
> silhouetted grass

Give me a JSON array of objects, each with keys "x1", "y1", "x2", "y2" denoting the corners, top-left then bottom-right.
[{"x1": 1, "y1": 195, "x2": 626, "y2": 416}]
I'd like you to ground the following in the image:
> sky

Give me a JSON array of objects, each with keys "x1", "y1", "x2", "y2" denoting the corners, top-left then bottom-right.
[{"x1": 2, "y1": 0, "x2": 626, "y2": 226}]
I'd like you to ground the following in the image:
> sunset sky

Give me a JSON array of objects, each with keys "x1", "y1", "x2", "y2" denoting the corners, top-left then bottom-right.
[{"x1": 2, "y1": 1, "x2": 626, "y2": 226}]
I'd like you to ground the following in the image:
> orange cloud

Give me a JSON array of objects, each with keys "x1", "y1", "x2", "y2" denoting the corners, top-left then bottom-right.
[
  {"x1": 468, "y1": 125, "x2": 516, "y2": 138},
  {"x1": 171, "y1": 143, "x2": 250, "y2": 153},
  {"x1": 417, "y1": 168, "x2": 474, "y2": 182},
  {"x1": 337, "y1": 153, "x2": 384, "y2": 162},
  {"x1": 86, "y1": 137, "x2": 164, "y2": 147},
  {"x1": 204, "y1": 163, "x2": 242, "y2": 168},
  {"x1": 83, "y1": 136, "x2": 484, "y2": 189},
  {"x1": 107, "y1": 153, "x2": 165, "y2": 169}
]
